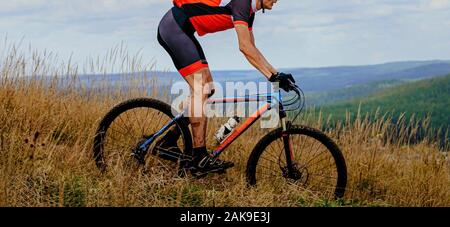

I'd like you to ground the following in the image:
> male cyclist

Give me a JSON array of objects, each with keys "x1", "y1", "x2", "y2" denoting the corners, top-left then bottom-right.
[{"x1": 156, "y1": 0, "x2": 296, "y2": 174}]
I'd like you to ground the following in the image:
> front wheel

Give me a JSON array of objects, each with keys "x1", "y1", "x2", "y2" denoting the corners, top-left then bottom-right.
[{"x1": 246, "y1": 125, "x2": 347, "y2": 199}]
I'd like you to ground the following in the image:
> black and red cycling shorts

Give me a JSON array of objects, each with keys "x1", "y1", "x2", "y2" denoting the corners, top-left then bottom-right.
[{"x1": 157, "y1": 6, "x2": 209, "y2": 77}]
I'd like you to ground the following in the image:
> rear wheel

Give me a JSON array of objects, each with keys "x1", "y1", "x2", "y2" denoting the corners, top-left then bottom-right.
[
  {"x1": 246, "y1": 125, "x2": 347, "y2": 199},
  {"x1": 93, "y1": 98, "x2": 192, "y2": 174}
]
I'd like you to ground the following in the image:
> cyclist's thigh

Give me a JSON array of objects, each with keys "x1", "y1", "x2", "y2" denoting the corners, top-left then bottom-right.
[{"x1": 157, "y1": 8, "x2": 208, "y2": 77}]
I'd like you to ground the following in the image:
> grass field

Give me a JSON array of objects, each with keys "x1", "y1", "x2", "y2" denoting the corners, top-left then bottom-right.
[{"x1": 1, "y1": 44, "x2": 449, "y2": 207}]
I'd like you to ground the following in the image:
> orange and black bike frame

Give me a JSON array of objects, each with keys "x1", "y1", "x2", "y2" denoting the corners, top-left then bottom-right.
[
  {"x1": 206, "y1": 91, "x2": 294, "y2": 163},
  {"x1": 139, "y1": 90, "x2": 295, "y2": 167}
]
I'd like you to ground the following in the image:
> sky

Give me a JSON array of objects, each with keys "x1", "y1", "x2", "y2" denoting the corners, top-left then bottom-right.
[{"x1": 1, "y1": 0, "x2": 450, "y2": 71}]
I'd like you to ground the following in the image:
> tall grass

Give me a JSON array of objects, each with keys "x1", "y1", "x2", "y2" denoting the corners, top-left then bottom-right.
[{"x1": 1, "y1": 41, "x2": 449, "y2": 207}]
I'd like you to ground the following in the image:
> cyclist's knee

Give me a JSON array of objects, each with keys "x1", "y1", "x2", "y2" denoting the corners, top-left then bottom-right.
[{"x1": 186, "y1": 68, "x2": 214, "y2": 98}]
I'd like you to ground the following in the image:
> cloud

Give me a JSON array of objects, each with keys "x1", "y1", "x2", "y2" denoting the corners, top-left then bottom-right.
[
  {"x1": 0, "y1": 0, "x2": 170, "y2": 41},
  {"x1": 0, "y1": 0, "x2": 167, "y2": 13},
  {"x1": 1, "y1": 0, "x2": 449, "y2": 70},
  {"x1": 428, "y1": 0, "x2": 450, "y2": 9},
  {"x1": 0, "y1": 0, "x2": 48, "y2": 12}
]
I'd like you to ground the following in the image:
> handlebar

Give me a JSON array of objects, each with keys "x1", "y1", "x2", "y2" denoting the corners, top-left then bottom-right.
[
  {"x1": 280, "y1": 81, "x2": 305, "y2": 124},
  {"x1": 290, "y1": 84, "x2": 301, "y2": 96}
]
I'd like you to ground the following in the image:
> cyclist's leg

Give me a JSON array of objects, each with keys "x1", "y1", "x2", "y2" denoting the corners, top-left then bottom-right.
[
  {"x1": 157, "y1": 6, "x2": 211, "y2": 156},
  {"x1": 157, "y1": 7, "x2": 232, "y2": 171}
]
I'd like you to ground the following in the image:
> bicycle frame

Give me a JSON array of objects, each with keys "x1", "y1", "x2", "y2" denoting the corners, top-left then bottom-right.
[
  {"x1": 207, "y1": 93, "x2": 281, "y2": 159},
  {"x1": 139, "y1": 90, "x2": 293, "y2": 161}
]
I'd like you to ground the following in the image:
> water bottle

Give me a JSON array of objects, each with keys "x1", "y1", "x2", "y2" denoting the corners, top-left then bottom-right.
[{"x1": 214, "y1": 116, "x2": 240, "y2": 144}]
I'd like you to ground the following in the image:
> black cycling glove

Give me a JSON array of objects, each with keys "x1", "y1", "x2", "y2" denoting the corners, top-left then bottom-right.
[{"x1": 269, "y1": 72, "x2": 296, "y2": 92}]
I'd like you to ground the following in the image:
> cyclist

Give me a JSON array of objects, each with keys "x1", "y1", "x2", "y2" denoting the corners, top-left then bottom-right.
[{"x1": 156, "y1": 0, "x2": 296, "y2": 174}]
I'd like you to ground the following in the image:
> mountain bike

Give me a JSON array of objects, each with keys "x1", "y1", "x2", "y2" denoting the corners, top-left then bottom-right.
[{"x1": 93, "y1": 82, "x2": 347, "y2": 199}]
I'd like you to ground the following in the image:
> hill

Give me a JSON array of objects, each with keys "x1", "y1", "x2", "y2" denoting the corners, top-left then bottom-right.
[
  {"x1": 306, "y1": 79, "x2": 410, "y2": 107},
  {"x1": 287, "y1": 60, "x2": 450, "y2": 92},
  {"x1": 319, "y1": 74, "x2": 450, "y2": 132},
  {"x1": 78, "y1": 60, "x2": 450, "y2": 93}
]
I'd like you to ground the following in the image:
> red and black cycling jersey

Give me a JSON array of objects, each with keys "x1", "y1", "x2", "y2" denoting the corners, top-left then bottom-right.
[{"x1": 173, "y1": 0, "x2": 256, "y2": 36}]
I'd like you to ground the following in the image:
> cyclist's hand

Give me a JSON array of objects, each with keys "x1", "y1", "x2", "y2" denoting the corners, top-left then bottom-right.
[{"x1": 269, "y1": 72, "x2": 296, "y2": 92}]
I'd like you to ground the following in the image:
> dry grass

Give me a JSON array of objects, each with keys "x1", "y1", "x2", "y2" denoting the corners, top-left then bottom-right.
[{"x1": 1, "y1": 41, "x2": 449, "y2": 207}]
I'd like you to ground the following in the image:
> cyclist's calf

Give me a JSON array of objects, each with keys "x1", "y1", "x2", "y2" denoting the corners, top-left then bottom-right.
[{"x1": 183, "y1": 68, "x2": 214, "y2": 119}]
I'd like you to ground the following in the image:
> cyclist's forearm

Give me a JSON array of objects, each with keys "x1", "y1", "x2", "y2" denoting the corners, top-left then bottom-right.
[
  {"x1": 255, "y1": 47, "x2": 277, "y2": 77},
  {"x1": 249, "y1": 31, "x2": 277, "y2": 77},
  {"x1": 241, "y1": 45, "x2": 274, "y2": 79}
]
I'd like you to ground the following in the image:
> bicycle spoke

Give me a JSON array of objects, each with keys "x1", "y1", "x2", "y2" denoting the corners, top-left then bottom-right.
[
  {"x1": 256, "y1": 164, "x2": 282, "y2": 172},
  {"x1": 155, "y1": 112, "x2": 166, "y2": 131},
  {"x1": 141, "y1": 107, "x2": 151, "y2": 135},
  {"x1": 275, "y1": 138, "x2": 284, "y2": 155},
  {"x1": 106, "y1": 130, "x2": 137, "y2": 145},
  {"x1": 125, "y1": 110, "x2": 144, "y2": 137},
  {"x1": 117, "y1": 114, "x2": 136, "y2": 137},
  {"x1": 294, "y1": 135, "x2": 307, "y2": 160},
  {"x1": 108, "y1": 127, "x2": 132, "y2": 138},
  {"x1": 305, "y1": 138, "x2": 319, "y2": 161},
  {"x1": 131, "y1": 108, "x2": 144, "y2": 136},
  {"x1": 305, "y1": 148, "x2": 330, "y2": 168},
  {"x1": 260, "y1": 153, "x2": 283, "y2": 166},
  {"x1": 306, "y1": 141, "x2": 328, "y2": 164},
  {"x1": 306, "y1": 154, "x2": 333, "y2": 171},
  {"x1": 110, "y1": 120, "x2": 133, "y2": 137},
  {"x1": 266, "y1": 144, "x2": 284, "y2": 162}
]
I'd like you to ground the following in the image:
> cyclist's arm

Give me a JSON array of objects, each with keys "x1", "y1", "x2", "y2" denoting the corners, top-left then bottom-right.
[
  {"x1": 249, "y1": 31, "x2": 277, "y2": 76},
  {"x1": 235, "y1": 24, "x2": 277, "y2": 79}
]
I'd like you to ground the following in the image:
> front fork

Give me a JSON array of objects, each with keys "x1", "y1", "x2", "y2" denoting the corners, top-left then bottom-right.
[
  {"x1": 281, "y1": 117, "x2": 295, "y2": 174},
  {"x1": 279, "y1": 90, "x2": 296, "y2": 175}
]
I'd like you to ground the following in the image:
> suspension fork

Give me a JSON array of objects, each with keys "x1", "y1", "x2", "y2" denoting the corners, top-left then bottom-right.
[
  {"x1": 282, "y1": 118, "x2": 295, "y2": 172},
  {"x1": 279, "y1": 93, "x2": 295, "y2": 173}
]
